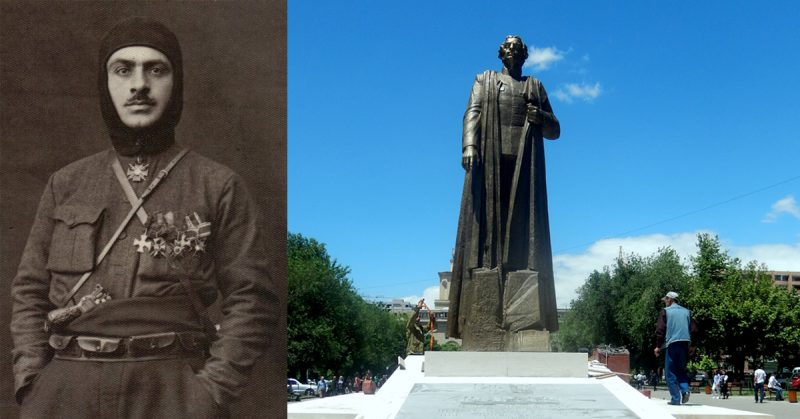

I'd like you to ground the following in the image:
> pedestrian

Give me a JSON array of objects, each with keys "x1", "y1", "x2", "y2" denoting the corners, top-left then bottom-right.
[
  {"x1": 712, "y1": 369, "x2": 722, "y2": 399},
  {"x1": 317, "y1": 376, "x2": 327, "y2": 398},
  {"x1": 650, "y1": 370, "x2": 659, "y2": 391},
  {"x1": 654, "y1": 291, "x2": 698, "y2": 405},
  {"x1": 9, "y1": 16, "x2": 278, "y2": 419},
  {"x1": 753, "y1": 366, "x2": 766, "y2": 403},
  {"x1": 721, "y1": 370, "x2": 730, "y2": 399},
  {"x1": 362, "y1": 370, "x2": 375, "y2": 395},
  {"x1": 354, "y1": 374, "x2": 362, "y2": 392}
]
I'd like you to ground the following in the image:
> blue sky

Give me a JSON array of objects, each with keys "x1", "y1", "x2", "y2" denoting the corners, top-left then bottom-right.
[{"x1": 288, "y1": 1, "x2": 800, "y2": 308}]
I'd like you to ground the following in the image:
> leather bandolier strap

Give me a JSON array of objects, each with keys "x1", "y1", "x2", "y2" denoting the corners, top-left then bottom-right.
[{"x1": 62, "y1": 148, "x2": 189, "y2": 306}]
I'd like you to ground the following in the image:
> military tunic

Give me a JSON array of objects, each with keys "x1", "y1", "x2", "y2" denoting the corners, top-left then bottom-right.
[{"x1": 11, "y1": 144, "x2": 279, "y2": 417}]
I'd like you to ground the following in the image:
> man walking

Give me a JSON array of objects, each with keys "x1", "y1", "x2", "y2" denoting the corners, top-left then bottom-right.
[
  {"x1": 10, "y1": 17, "x2": 278, "y2": 418},
  {"x1": 654, "y1": 291, "x2": 698, "y2": 405},
  {"x1": 753, "y1": 366, "x2": 766, "y2": 403}
]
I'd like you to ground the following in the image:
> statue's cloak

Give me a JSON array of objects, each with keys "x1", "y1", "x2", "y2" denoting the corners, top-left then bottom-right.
[{"x1": 447, "y1": 70, "x2": 559, "y2": 338}]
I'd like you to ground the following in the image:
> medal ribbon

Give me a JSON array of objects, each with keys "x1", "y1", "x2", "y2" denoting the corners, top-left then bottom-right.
[
  {"x1": 61, "y1": 148, "x2": 190, "y2": 306},
  {"x1": 112, "y1": 158, "x2": 149, "y2": 225}
]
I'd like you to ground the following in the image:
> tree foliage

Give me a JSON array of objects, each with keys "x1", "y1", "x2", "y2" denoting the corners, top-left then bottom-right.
[
  {"x1": 556, "y1": 247, "x2": 688, "y2": 372},
  {"x1": 287, "y1": 233, "x2": 405, "y2": 380},
  {"x1": 685, "y1": 234, "x2": 800, "y2": 373},
  {"x1": 557, "y1": 233, "x2": 800, "y2": 375}
]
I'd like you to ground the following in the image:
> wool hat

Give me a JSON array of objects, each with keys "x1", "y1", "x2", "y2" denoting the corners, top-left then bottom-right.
[{"x1": 98, "y1": 17, "x2": 183, "y2": 156}]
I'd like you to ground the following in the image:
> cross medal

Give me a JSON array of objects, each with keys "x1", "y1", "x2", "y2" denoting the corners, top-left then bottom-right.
[{"x1": 127, "y1": 156, "x2": 149, "y2": 182}]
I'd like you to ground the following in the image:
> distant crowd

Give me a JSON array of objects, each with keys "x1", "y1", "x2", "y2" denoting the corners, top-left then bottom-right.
[
  {"x1": 310, "y1": 370, "x2": 390, "y2": 398},
  {"x1": 631, "y1": 367, "x2": 794, "y2": 402}
]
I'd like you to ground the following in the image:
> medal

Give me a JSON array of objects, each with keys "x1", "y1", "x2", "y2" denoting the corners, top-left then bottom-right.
[
  {"x1": 126, "y1": 156, "x2": 149, "y2": 182},
  {"x1": 133, "y1": 234, "x2": 152, "y2": 253},
  {"x1": 141, "y1": 211, "x2": 212, "y2": 259},
  {"x1": 150, "y1": 237, "x2": 168, "y2": 257}
]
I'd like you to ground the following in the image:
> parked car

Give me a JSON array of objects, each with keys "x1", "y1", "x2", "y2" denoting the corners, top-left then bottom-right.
[
  {"x1": 790, "y1": 372, "x2": 800, "y2": 390},
  {"x1": 287, "y1": 378, "x2": 315, "y2": 400},
  {"x1": 693, "y1": 372, "x2": 707, "y2": 387}
]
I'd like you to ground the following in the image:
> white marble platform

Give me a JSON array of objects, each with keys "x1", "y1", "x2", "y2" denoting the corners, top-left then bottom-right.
[
  {"x1": 423, "y1": 351, "x2": 587, "y2": 377},
  {"x1": 287, "y1": 353, "x2": 773, "y2": 419}
]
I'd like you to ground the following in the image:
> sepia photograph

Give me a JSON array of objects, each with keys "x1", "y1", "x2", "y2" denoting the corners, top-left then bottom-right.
[{"x1": 1, "y1": 1, "x2": 286, "y2": 418}]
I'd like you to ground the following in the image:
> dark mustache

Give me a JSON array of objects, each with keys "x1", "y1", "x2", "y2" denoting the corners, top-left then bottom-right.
[{"x1": 125, "y1": 92, "x2": 156, "y2": 106}]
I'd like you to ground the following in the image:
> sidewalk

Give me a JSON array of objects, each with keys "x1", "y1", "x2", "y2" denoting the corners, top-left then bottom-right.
[{"x1": 646, "y1": 387, "x2": 798, "y2": 419}]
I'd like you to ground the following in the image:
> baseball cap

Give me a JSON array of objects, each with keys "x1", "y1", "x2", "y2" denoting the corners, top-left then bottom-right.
[{"x1": 663, "y1": 291, "x2": 679, "y2": 300}]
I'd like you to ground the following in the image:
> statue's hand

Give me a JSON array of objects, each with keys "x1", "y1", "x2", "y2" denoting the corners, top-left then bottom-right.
[
  {"x1": 462, "y1": 146, "x2": 479, "y2": 171},
  {"x1": 527, "y1": 104, "x2": 544, "y2": 125}
]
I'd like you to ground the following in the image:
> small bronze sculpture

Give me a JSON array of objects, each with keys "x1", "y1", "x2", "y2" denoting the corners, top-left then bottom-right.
[
  {"x1": 448, "y1": 35, "x2": 560, "y2": 351},
  {"x1": 406, "y1": 299, "x2": 427, "y2": 355}
]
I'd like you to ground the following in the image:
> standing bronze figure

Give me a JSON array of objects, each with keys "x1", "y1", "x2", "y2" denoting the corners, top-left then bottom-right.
[{"x1": 448, "y1": 35, "x2": 560, "y2": 351}]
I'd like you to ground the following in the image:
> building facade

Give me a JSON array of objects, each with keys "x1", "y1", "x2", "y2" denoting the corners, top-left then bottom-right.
[{"x1": 768, "y1": 271, "x2": 800, "y2": 293}]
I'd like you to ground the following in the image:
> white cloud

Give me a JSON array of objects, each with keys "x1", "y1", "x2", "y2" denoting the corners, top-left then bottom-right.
[
  {"x1": 762, "y1": 195, "x2": 800, "y2": 223},
  {"x1": 553, "y1": 232, "x2": 701, "y2": 308},
  {"x1": 552, "y1": 82, "x2": 602, "y2": 103},
  {"x1": 728, "y1": 242, "x2": 800, "y2": 271},
  {"x1": 524, "y1": 46, "x2": 565, "y2": 71},
  {"x1": 402, "y1": 285, "x2": 440, "y2": 309},
  {"x1": 553, "y1": 231, "x2": 800, "y2": 309}
]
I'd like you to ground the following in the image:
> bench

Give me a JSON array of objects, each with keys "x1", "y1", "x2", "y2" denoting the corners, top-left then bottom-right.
[
  {"x1": 725, "y1": 381, "x2": 743, "y2": 396},
  {"x1": 766, "y1": 386, "x2": 784, "y2": 401}
]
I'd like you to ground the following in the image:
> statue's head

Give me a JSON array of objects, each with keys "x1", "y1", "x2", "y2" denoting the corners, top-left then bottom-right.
[{"x1": 497, "y1": 35, "x2": 528, "y2": 70}]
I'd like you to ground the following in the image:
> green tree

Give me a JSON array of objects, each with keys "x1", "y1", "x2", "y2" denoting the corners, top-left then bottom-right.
[
  {"x1": 685, "y1": 234, "x2": 800, "y2": 374},
  {"x1": 287, "y1": 233, "x2": 406, "y2": 381},
  {"x1": 557, "y1": 247, "x2": 689, "y2": 373},
  {"x1": 558, "y1": 233, "x2": 800, "y2": 376}
]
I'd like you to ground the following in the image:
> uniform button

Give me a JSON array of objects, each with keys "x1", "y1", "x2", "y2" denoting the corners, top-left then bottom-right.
[{"x1": 118, "y1": 232, "x2": 127, "y2": 240}]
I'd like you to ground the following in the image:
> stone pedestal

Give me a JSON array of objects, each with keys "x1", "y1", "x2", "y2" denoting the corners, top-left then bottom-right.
[
  {"x1": 503, "y1": 269, "x2": 544, "y2": 331},
  {"x1": 461, "y1": 268, "x2": 550, "y2": 351},
  {"x1": 424, "y1": 352, "x2": 586, "y2": 377},
  {"x1": 505, "y1": 329, "x2": 550, "y2": 351},
  {"x1": 460, "y1": 268, "x2": 504, "y2": 351}
]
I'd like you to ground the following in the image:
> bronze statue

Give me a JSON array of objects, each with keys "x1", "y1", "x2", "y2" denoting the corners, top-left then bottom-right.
[
  {"x1": 448, "y1": 35, "x2": 560, "y2": 351},
  {"x1": 406, "y1": 299, "x2": 427, "y2": 355}
]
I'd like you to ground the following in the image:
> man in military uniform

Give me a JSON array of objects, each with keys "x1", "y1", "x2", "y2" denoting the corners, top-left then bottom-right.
[{"x1": 10, "y1": 17, "x2": 278, "y2": 418}]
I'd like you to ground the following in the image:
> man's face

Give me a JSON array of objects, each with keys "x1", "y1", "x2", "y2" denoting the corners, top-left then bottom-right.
[
  {"x1": 500, "y1": 38, "x2": 526, "y2": 69},
  {"x1": 107, "y1": 46, "x2": 173, "y2": 129}
]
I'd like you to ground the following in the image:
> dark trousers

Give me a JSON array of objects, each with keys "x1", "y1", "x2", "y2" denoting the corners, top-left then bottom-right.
[
  {"x1": 754, "y1": 382, "x2": 764, "y2": 402},
  {"x1": 20, "y1": 357, "x2": 227, "y2": 419}
]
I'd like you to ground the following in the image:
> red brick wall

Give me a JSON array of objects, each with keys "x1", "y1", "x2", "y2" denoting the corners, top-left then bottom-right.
[{"x1": 593, "y1": 349, "x2": 630, "y2": 377}]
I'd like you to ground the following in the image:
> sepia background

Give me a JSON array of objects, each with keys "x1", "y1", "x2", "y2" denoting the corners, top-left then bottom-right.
[{"x1": 0, "y1": 1, "x2": 287, "y2": 417}]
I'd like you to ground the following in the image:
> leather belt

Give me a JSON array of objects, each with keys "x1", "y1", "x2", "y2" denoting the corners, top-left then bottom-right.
[{"x1": 50, "y1": 331, "x2": 208, "y2": 361}]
